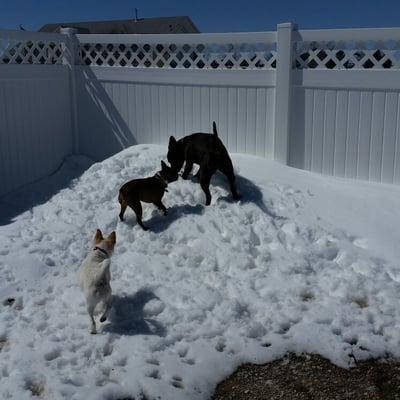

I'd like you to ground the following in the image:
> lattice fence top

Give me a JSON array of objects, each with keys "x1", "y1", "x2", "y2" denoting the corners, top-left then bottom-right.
[
  {"x1": 0, "y1": 37, "x2": 64, "y2": 65},
  {"x1": 295, "y1": 40, "x2": 400, "y2": 70},
  {"x1": 78, "y1": 42, "x2": 277, "y2": 70},
  {"x1": 2, "y1": 28, "x2": 400, "y2": 71}
]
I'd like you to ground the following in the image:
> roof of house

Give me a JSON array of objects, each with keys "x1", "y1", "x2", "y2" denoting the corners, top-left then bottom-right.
[{"x1": 38, "y1": 16, "x2": 199, "y2": 34}]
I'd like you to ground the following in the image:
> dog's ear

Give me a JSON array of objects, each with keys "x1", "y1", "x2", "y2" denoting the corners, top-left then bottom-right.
[
  {"x1": 161, "y1": 160, "x2": 167, "y2": 170},
  {"x1": 94, "y1": 229, "x2": 103, "y2": 244},
  {"x1": 107, "y1": 231, "x2": 116, "y2": 246},
  {"x1": 169, "y1": 136, "x2": 176, "y2": 147}
]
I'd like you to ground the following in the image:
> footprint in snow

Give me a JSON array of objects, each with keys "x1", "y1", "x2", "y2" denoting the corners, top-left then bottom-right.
[
  {"x1": 44, "y1": 348, "x2": 61, "y2": 361},
  {"x1": 3, "y1": 298, "x2": 15, "y2": 306},
  {"x1": 249, "y1": 227, "x2": 261, "y2": 247},
  {"x1": 210, "y1": 220, "x2": 222, "y2": 233},
  {"x1": 177, "y1": 346, "x2": 188, "y2": 358},
  {"x1": 0, "y1": 336, "x2": 9, "y2": 352},
  {"x1": 300, "y1": 291, "x2": 315, "y2": 302},
  {"x1": 171, "y1": 375, "x2": 184, "y2": 389},
  {"x1": 102, "y1": 342, "x2": 113, "y2": 357},
  {"x1": 215, "y1": 338, "x2": 226, "y2": 352},
  {"x1": 146, "y1": 358, "x2": 159, "y2": 366},
  {"x1": 276, "y1": 322, "x2": 291, "y2": 334},
  {"x1": 331, "y1": 327, "x2": 342, "y2": 336},
  {"x1": 44, "y1": 257, "x2": 55, "y2": 267},
  {"x1": 114, "y1": 356, "x2": 127, "y2": 367},
  {"x1": 146, "y1": 369, "x2": 161, "y2": 379},
  {"x1": 196, "y1": 223, "x2": 205, "y2": 234},
  {"x1": 61, "y1": 375, "x2": 84, "y2": 387},
  {"x1": 344, "y1": 336, "x2": 358, "y2": 346}
]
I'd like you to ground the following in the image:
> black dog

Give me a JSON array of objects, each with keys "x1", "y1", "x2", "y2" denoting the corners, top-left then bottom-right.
[
  {"x1": 167, "y1": 122, "x2": 240, "y2": 205},
  {"x1": 118, "y1": 161, "x2": 178, "y2": 231}
]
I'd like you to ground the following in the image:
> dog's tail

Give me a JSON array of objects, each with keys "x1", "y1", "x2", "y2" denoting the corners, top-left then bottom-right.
[
  {"x1": 212, "y1": 121, "x2": 218, "y2": 136},
  {"x1": 94, "y1": 259, "x2": 111, "y2": 285}
]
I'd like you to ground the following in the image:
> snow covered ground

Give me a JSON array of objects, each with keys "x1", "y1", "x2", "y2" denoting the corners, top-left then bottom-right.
[{"x1": 1, "y1": 144, "x2": 400, "y2": 400}]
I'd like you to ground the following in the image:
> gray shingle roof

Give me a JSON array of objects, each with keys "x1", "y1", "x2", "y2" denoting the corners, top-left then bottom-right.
[{"x1": 39, "y1": 16, "x2": 199, "y2": 34}]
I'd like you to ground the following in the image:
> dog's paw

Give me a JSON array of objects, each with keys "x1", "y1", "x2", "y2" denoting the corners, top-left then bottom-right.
[
  {"x1": 138, "y1": 223, "x2": 149, "y2": 231},
  {"x1": 90, "y1": 330, "x2": 97, "y2": 335}
]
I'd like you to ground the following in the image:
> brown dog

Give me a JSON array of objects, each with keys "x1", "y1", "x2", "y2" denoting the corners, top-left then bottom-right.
[{"x1": 118, "y1": 161, "x2": 178, "y2": 230}]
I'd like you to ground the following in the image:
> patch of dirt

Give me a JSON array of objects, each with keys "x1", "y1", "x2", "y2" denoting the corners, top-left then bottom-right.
[
  {"x1": 25, "y1": 380, "x2": 45, "y2": 397},
  {"x1": 212, "y1": 353, "x2": 400, "y2": 400}
]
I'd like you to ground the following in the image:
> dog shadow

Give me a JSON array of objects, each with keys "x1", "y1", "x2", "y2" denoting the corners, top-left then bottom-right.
[
  {"x1": 102, "y1": 289, "x2": 166, "y2": 336},
  {"x1": 122, "y1": 203, "x2": 204, "y2": 233},
  {"x1": 149, "y1": 203, "x2": 204, "y2": 233},
  {"x1": 190, "y1": 172, "x2": 285, "y2": 220}
]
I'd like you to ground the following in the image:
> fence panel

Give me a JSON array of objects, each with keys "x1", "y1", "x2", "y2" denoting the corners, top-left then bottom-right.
[
  {"x1": 76, "y1": 68, "x2": 276, "y2": 161},
  {"x1": 0, "y1": 30, "x2": 73, "y2": 196},
  {"x1": 289, "y1": 27, "x2": 400, "y2": 184}
]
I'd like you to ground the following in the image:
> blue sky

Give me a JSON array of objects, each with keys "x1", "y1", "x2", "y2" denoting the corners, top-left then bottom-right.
[{"x1": 1, "y1": 0, "x2": 399, "y2": 32}]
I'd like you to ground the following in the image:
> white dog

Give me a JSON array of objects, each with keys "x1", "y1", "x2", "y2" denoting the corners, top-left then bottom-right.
[{"x1": 78, "y1": 229, "x2": 116, "y2": 334}]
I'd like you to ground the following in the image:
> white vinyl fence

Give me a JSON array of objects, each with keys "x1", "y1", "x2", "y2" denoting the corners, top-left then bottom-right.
[
  {"x1": 290, "y1": 28, "x2": 400, "y2": 184},
  {"x1": 74, "y1": 31, "x2": 277, "y2": 161},
  {"x1": 1, "y1": 24, "x2": 400, "y2": 196},
  {"x1": 0, "y1": 30, "x2": 74, "y2": 196}
]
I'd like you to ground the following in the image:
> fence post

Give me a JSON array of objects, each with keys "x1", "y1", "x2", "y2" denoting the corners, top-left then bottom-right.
[
  {"x1": 61, "y1": 28, "x2": 79, "y2": 154},
  {"x1": 274, "y1": 22, "x2": 296, "y2": 164}
]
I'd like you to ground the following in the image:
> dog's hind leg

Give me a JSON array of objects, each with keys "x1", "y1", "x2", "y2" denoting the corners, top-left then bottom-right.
[
  {"x1": 100, "y1": 297, "x2": 111, "y2": 323},
  {"x1": 87, "y1": 305, "x2": 97, "y2": 334},
  {"x1": 220, "y1": 162, "x2": 240, "y2": 200},
  {"x1": 200, "y1": 170, "x2": 213, "y2": 206},
  {"x1": 182, "y1": 161, "x2": 193, "y2": 179},
  {"x1": 119, "y1": 204, "x2": 127, "y2": 222},
  {"x1": 118, "y1": 193, "x2": 127, "y2": 221},
  {"x1": 129, "y1": 200, "x2": 149, "y2": 231}
]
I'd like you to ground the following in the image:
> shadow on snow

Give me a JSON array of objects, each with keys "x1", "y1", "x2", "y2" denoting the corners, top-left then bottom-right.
[
  {"x1": 103, "y1": 288, "x2": 167, "y2": 337},
  {"x1": 0, "y1": 156, "x2": 93, "y2": 226}
]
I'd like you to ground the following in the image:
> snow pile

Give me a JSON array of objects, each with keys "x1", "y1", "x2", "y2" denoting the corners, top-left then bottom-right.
[{"x1": 1, "y1": 145, "x2": 400, "y2": 400}]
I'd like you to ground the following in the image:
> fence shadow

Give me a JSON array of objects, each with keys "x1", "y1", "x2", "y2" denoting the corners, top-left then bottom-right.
[
  {"x1": 103, "y1": 288, "x2": 167, "y2": 337},
  {"x1": 288, "y1": 82, "x2": 306, "y2": 170},
  {"x1": 0, "y1": 156, "x2": 92, "y2": 226},
  {"x1": 75, "y1": 67, "x2": 138, "y2": 161}
]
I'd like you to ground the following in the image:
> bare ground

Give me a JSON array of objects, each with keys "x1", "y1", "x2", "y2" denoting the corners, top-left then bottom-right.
[{"x1": 212, "y1": 354, "x2": 400, "y2": 400}]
